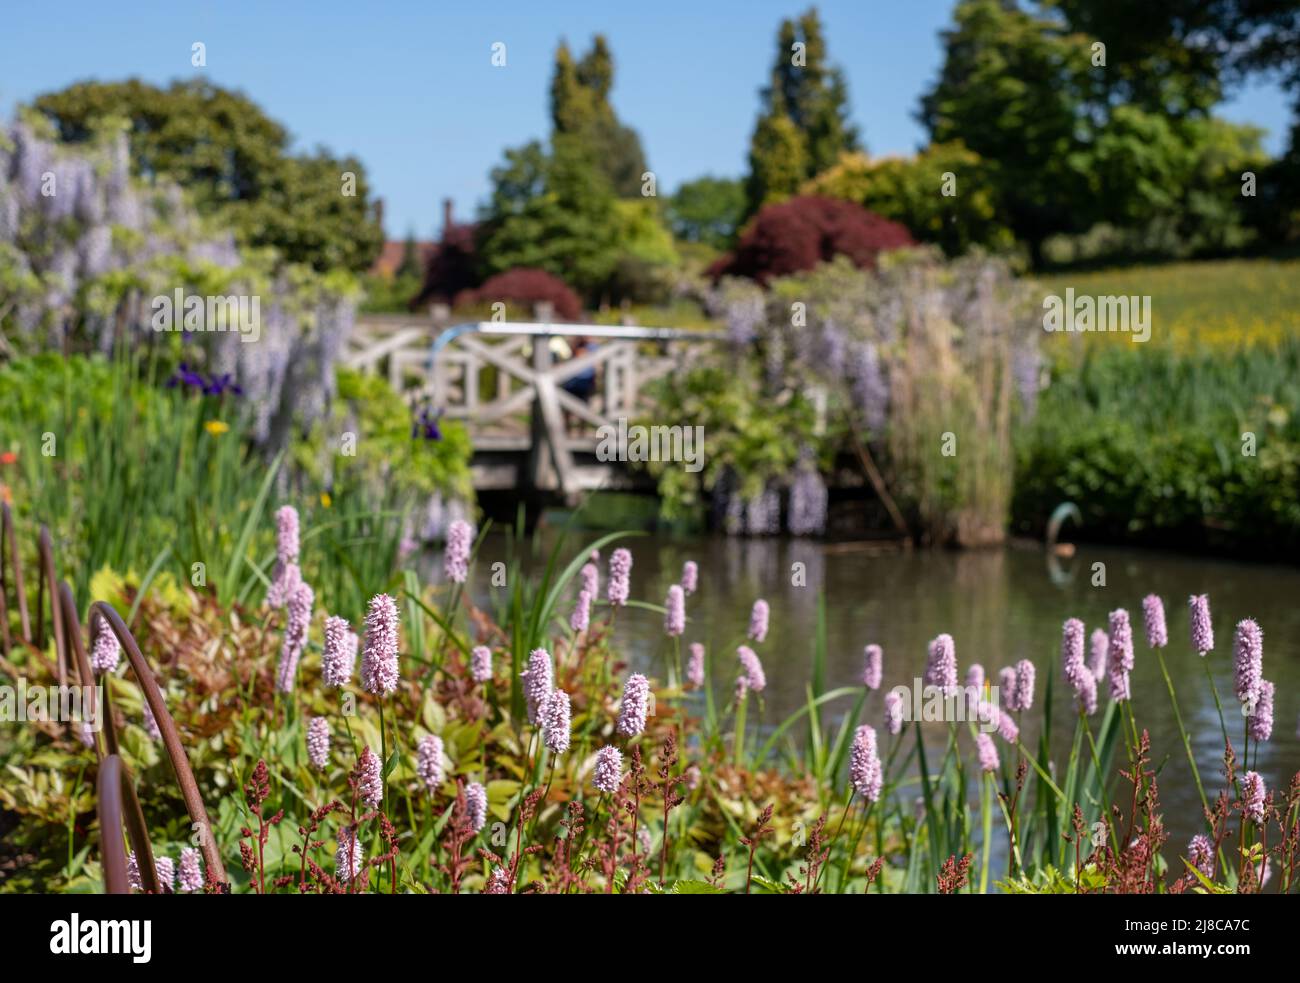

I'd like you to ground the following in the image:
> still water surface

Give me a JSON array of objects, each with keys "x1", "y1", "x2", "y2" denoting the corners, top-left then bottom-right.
[{"x1": 465, "y1": 533, "x2": 1300, "y2": 855}]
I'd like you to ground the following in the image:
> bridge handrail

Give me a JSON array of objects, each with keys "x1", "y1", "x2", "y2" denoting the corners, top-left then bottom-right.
[{"x1": 429, "y1": 320, "x2": 727, "y2": 356}]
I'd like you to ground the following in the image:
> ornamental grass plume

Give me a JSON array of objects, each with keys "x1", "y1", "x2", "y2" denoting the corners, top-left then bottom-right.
[
  {"x1": 276, "y1": 579, "x2": 314, "y2": 694},
  {"x1": 361, "y1": 593, "x2": 400, "y2": 695},
  {"x1": 178, "y1": 846, "x2": 204, "y2": 893},
  {"x1": 1142, "y1": 594, "x2": 1168, "y2": 649},
  {"x1": 849, "y1": 725, "x2": 883, "y2": 802},
  {"x1": 1108, "y1": 609, "x2": 1134, "y2": 675},
  {"x1": 686, "y1": 643, "x2": 705, "y2": 688},
  {"x1": 737, "y1": 645, "x2": 766, "y2": 692},
  {"x1": 664, "y1": 584, "x2": 685, "y2": 637},
  {"x1": 357, "y1": 745, "x2": 383, "y2": 809},
  {"x1": 592, "y1": 745, "x2": 623, "y2": 794},
  {"x1": 465, "y1": 782, "x2": 488, "y2": 832},
  {"x1": 521, "y1": 648, "x2": 554, "y2": 724},
  {"x1": 443, "y1": 518, "x2": 472, "y2": 584},
  {"x1": 617, "y1": 673, "x2": 650, "y2": 736},
  {"x1": 470, "y1": 645, "x2": 492, "y2": 683},
  {"x1": 336, "y1": 826, "x2": 364, "y2": 882},
  {"x1": 1088, "y1": 628, "x2": 1109, "y2": 683},
  {"x1": 321, "y1": 615, "x2": 357, "y2": 688},
  {"x1": 1187, "y1": 834, "x2": 1215, "y2": 878},
  {"x1": 863, "y1": 644, "x2": 883, "y2": 690},
  {"x1": 1189, "y1": 594, "x2": 1214, "y2": 656},
  {"x1": 975, "y1": 732, "x2": 999, "y2": 773},
  {"x1": 998, "y1": 666, "x2": 1018, "y2": 710},
  {"x1": 1242, "y1": 770, "x2": 1266, "y2": 823},
  {"x1": 89, "y1": 615, "x2": 121, "y2": 673},
  {"x1": 1014, "y1": 659, "x2": 1036, "y2": 712},
  {"x1": 681, "y1": 560, "x2": 698, "y2": 595},
  {"x1": 885, "y1": 690, "x2": 904, "y2": 735},
  {"x1": 542, "y1": 689, "x2": 572, "y2": 754},
  {"x1": 607, "y1": 548, "x2": 632, "y2": 607},
  {"x1": 417, "y1": 734, "x2": 445, "y2": 793},
  {"x1": 570, "y1": 590, "x2": 592, "y2": 632},
  {"x1": 748, "y1": 599, "x2": 770, "y2": 642},
  {"x1": 306, "y1": 716, "x2": 330, "y2": 770},
  {"x1": 925, "y1": 633, "x2": 958, "y2": 696},
  {"x1": 1233, "y1": 619, "x2": 1264, "y2": 707},
  {"x1": 1248, "y1": 679, "x2": 1274, "y2": 742}
]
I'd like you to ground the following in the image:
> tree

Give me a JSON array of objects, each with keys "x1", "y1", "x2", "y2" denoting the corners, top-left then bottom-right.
[
  {"x1": 550, "y1": 37, "x2": 649, "y2": 197},
  {"x1": 397, "y1": 231, "x2": 422, "y2": 280},
  {"x1": 666, "y1": 176, "x2": 747, "y2": 250},
  {"x1": 745, "y1": 7, "x2": 860, "y2": 214},
  {"x1": 32, "y1": 79, "x2": 382, "y2": 273}
]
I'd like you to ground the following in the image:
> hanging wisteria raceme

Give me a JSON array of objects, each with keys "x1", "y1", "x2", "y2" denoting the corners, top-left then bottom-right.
[
  {"x1": 686, "y1": 643, "x2": 705, "y2": 688},
  {"x1": 417, "y1": 734, "x2": 445, "y2": 794},
  {"x1": 1142, "y1": 594, "x2": 1168, "y2": 649},
  {"x1": 862, "y1": 644, "x2": 883, "y2": 690},
  {"x1": 1189, "y1": 594, "x2": 1215, "y2": 656},
  {"x1": 787, "y1": 460, "x2": 828, "y2": 537},
  {"x1": 361, "y1": 593, "x2": 400, "y2": 696},
  {"x1": 443, "y1": 519, "x2": 473, "y2": 584},
  {"x1": 321, "y1": 616, "x2": 358, "y2": 688}
]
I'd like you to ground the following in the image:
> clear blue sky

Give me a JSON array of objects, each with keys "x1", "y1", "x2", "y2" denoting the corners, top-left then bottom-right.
[{"x1": 1, "y1": 0, "x2": 1291, "y2": 238}]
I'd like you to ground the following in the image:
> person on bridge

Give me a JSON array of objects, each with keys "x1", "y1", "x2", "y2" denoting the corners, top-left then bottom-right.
[{"x1": 561, "y1": 336, "x2": 597, "y2": 403}]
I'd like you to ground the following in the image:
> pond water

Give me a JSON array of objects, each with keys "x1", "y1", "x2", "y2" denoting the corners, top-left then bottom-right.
[{"x1": 464, "y1": 532, "x2": 1300, "y2": 856}]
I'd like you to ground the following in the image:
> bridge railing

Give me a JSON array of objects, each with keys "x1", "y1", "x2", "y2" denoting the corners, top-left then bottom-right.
[{"x1": 342, "y1": 314, "x2": 725, "y2": 496}]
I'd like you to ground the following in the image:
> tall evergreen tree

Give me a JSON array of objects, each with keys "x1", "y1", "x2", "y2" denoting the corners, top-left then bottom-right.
[{"x1": 745, "y1": 7, "x2": 860, "y2": 214}]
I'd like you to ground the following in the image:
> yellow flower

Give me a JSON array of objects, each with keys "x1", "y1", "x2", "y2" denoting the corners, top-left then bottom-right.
[
  {"x1": 204, "y1": 420, "x2": 229, "y2": 436},
  {"x1": 321, "y1": 492, "x2": 332, "y2": 508}
]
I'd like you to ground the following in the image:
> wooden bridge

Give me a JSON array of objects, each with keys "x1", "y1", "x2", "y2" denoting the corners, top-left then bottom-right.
[{"x1": 342, "y1": 310, "x2": 725, "y2": 500}]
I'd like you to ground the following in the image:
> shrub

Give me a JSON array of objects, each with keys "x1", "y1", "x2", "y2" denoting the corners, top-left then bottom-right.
[
  {"x1": 707, "y1": 196, "x2": 913, "y2": 284},
  {"x1": 454, "y1": 267, "x2": 583, "y2": 321}
]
